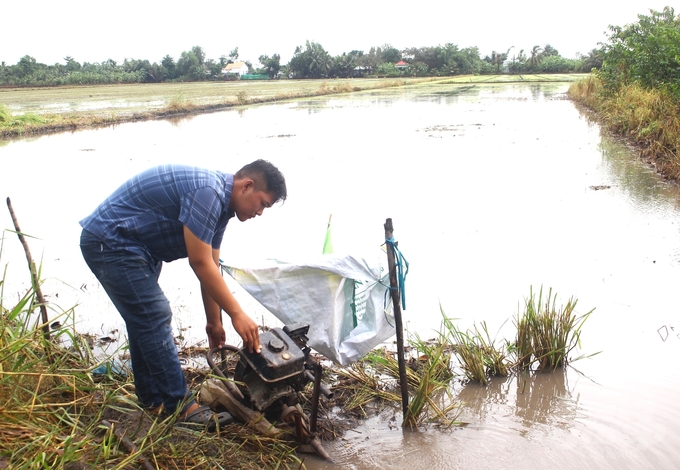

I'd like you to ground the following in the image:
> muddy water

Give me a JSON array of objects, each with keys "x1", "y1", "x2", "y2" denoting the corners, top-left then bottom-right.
[{"x1": 2, "y1": 81, "x2": 680, "y2": 469}]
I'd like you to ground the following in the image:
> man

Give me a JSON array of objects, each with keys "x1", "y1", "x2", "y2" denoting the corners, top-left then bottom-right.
[{"x1": 79, "y1": 160, "x2": 287, "y2": 429}]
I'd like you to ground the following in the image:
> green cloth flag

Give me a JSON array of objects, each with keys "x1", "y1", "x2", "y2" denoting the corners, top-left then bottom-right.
[{"x1": 323, "y1": 214, "x2": 333, "y2": 254}]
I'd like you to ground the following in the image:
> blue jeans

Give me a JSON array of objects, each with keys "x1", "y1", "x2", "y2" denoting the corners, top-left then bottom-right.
[{"x1": 80, "y1": 229, "x2": 192, "y2": 413}]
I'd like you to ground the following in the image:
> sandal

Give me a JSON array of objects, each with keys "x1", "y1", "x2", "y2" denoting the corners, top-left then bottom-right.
[{"x1": 176, "y1": 405, "x2": 233, "y2": 432}]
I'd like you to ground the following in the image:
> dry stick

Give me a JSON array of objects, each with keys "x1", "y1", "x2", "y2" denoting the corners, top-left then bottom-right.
[
  {"x1": 6, "y1": 197, "x2": 51, "y2": 341},
  {"x1": 384, "y1": 218, "x2": 409, "y2": 420},
  {"x1": 101, "y1": 420, "x2": 156, "y2": 470}
]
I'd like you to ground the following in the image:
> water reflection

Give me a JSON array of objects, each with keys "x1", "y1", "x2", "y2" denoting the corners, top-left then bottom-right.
[
  {"x1": 456, "y1": 376, "x2": 511, "y2": 420},
  {"x1": 164, "y1": 114, "x2": 196, "y2": 127},
  {"x1": 514, "y1": 371, "x2": 576, "y2": 430},
  {"x1": 599, "y1": 132, "x2": 680, "y2": 209},
  {"x1": 456, "y1": 369, "x2": 576, "y2": 433}
]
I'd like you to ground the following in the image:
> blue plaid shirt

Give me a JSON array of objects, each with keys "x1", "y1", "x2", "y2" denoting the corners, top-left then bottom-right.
[{"x1": 80, "y1": 165, "x2": 235, "y2": 263}]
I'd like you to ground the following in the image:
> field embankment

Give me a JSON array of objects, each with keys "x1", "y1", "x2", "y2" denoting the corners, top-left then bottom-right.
[
  {"x1": 0, "y1": 74, "x2": 584, "y2": 140},
  {"x1": 0, "y1": 78, "x2": 431, "y2": 139},
  {"x1": 569, "y1": 74, "x2": 680, "y2": 182}
]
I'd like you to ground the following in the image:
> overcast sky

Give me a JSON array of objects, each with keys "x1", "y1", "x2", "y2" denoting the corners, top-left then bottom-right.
[{"x1": 1, "y1": 1, "x2": 672, "y2": 67}]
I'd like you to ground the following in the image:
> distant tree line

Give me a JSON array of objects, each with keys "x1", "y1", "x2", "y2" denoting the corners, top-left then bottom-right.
[{"x1": 0, "y1": 40, "x2": 602, "y2": 87}]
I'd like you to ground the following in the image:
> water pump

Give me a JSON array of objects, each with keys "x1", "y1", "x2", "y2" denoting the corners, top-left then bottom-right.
[{"x1": 207, "y1": 322, "x2": 332, "y2": 460}]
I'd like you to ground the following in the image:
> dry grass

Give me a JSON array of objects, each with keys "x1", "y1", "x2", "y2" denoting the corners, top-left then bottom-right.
[
  {"x1": 0, "y1": 245, "x2": 304, "y2": 469},
  {"x1": 569, "y1": 73, "x2": 680, "y2": 181},
  {"x1": 329, "y1": 341, "x2": 461, "y2": 429}
]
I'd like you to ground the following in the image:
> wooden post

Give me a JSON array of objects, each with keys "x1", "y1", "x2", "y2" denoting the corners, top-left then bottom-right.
[
  {"x1": 6, "y1": 198, "x2": 51, "y2": 341},
  {"x1": 384, "y1": 218, "x2": 409, "y2": 418}
]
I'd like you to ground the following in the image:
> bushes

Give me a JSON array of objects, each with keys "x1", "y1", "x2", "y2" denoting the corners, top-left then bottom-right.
[
  {"x1": 599, "y1": 7, "x2": 680, "y2": 100},
  {"x1": 569, "y1": 8, "x2": 680, "y2": 181}
]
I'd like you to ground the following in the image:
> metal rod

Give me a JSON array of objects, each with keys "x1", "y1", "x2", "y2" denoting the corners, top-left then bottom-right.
[
  {"x1": 308, "y1": 356, "x2": 323, "y2": 434},
  {"x1": 207, "y1": 345, "x2": 245, "y2": 400},
  {"x1": 304, "y1": 370, "x2": 333, "y2": 398},
  {"x1": 384, "y1": 218, "x2": 409, "y2": 418}
]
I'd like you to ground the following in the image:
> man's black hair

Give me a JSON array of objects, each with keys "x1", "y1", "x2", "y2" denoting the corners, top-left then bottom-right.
[{"x1": 235, "y1": 159, "x2": 287, "y2": 204}]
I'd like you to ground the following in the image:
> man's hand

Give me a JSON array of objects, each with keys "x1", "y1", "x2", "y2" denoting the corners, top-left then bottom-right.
[
  {"x1": 231, "y1": 311, "x2": 262, "y2": 354},
  {"x1": 184, "y1": 225, "x2": 262, "y2": 354},
  {"x1": 205, "y1": 322, "x2": 226, "y2": 349}
]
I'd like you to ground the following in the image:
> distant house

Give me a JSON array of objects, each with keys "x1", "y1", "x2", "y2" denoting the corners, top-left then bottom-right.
[
  {"x1": 395, "y1": 60, "x2": 409, "y2": 70},
  {"x1": 221, "y1": 61, "x2": 249, "y2": 78},
  {"x1": 352, "y1": 65, "x2": 371, "y2": 77}
]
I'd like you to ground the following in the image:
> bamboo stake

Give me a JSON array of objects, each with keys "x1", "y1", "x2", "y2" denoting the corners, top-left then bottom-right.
[
  {"x1": 384, "y1": 218, "x2": 409, "y2": 419},
  {"x1": 6, "y1": 198, "x2": 51, "y2": 341}
]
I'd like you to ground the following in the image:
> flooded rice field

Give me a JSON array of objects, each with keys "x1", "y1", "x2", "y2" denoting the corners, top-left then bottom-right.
[{"x1": 1, "y1": 81, "x2": 679, "y2": 469}]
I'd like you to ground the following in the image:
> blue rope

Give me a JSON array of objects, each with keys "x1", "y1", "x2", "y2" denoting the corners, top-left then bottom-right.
[{"x1": 384, "y1": 236, "x2": 409, "y2": 310}]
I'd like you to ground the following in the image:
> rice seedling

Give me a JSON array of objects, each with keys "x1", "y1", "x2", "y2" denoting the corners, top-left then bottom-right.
[
  {"x1": 443, "y1": 322, "x2": 487, "y2": 385},
  {"x1": 514, "y1": 286, "x2": 594, "y2": 372},
  {"x1": 441, "y1": 311, "x2": 511, "y2": 385},
  {"x1": 402, "y1": 335, "x2": 458, "y2": 428}
]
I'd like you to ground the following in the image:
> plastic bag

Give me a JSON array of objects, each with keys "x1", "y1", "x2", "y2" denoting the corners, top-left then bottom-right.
[{"x1": 223, "y1": 252, "x2": 395, "y2": 365}]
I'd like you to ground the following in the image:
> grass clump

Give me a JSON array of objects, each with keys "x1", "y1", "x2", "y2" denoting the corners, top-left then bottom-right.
[
  {"x1": 441, "y1": 315, "x2": 510, "y2": 385},
  {"x1": 236, "y1": 90, "x2": 249, "y2": 105},
  {"x1": 514, "y1": 286, "x2": 594, "y2": 372},
  {"x1": 0, "y1": 103, "x2": 47, "y2": 130},
  {"x1": 165, "y1": 92, "x2": 197, "y2": 113},
  {"x1": 402, "y1": 336, "x2": 458, "y2": 428},
  {"x1": 438, "y1": 286, "x2": 593, "y2": 384}
]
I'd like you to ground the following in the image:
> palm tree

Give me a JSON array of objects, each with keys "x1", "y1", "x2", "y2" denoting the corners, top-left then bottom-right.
[
  {"x1": 307, "y1": 41, "x2": 330, "y2": 78},
  {"x1": 541, "y1": 44, "x2": 559, "y2": 58},
  {"x1": 528, "y1": 46, "x2": 542, "y2": 72},
  {"x1": 491, "y1": 46, "x2": 513, "y2": 73},
  {"x1": 581, "y1": 48, "x2": 603, "y2": 71}
]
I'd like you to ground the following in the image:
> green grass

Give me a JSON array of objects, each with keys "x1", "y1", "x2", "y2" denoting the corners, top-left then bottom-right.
[{"x1": 0, "y1": 103, "x2": 47, "y2": 128}]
